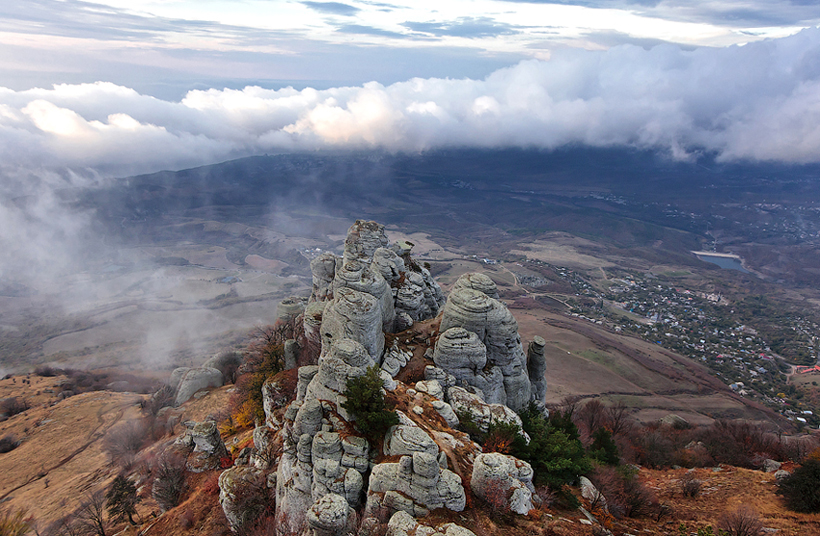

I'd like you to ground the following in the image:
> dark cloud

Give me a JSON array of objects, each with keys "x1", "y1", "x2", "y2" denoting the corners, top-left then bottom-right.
[
  {"x1": 402, "y1": 17, "x2": 520, "y2": 38},
  {"x1": 302, "y1": 1, "x2": 360, "y2": 15}
]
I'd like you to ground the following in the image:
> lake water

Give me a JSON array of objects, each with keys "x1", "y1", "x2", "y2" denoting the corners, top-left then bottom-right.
[{"x1": 696, "y1": 254, "x2": 749, "y2": 273}]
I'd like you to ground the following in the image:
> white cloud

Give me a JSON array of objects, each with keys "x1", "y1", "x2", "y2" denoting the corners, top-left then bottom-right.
[{"x1": 2, "y1": 28, "x2": 820, "y2": 180}]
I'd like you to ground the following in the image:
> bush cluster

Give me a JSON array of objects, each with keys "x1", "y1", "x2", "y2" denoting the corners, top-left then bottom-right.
[{"x1": 341, "y1": 365, "x2": 398, "y2": 443}]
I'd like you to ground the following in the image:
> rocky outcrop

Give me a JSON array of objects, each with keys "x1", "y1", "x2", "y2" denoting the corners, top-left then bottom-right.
[
  {"x1": 343, "y1": 220, "x2": 390, "y2": 266},
  {"x1": 174, "y1": 367, "x2": 224, "y2": 405},
  {"x1": 527, "y1": 336, "x2": 547, "y2": 404},
  {"x1": 307, "y1": 221, "x2": 445, "y2": 365},
  {"x1": 438, "y1": 286, "x2": 531, "y2": 410},
  {"x1": 275, "y1": 339, "x2": 375, "y2": 535},
  {"x1": 219, "y1": 466, "x2": 269, "y2": 533},
  {"x1": 278, "y1": 296, "x2": 307, "y2": 322},
  {"x1": 176, "y1": 420, "x2": 229, "y2": 472},
  {"x1": 471, "y1": 453, "x2": 535, "y2": 515},
  {"x1": 321, "y1": 287, "x2": 385, "y2": 361},
  {"x1": 304, "y1": 339, "x2": 375, "y2": 412},
  {"x1": 365, "y1": 451, "x2": 466, "y2": 518},
  {"x1": 310, "y1": 253, "x2": 338, "y2": 304}
]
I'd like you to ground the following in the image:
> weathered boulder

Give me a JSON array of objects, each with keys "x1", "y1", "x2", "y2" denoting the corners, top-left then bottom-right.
[
  {"x1": 431, "y1": 400, "x2": 459, "y2": 428},
  {"x1": 175, "y1": 367, "x2": 224, "y2": 405},
  {"x1": 471, "y1": 453, "x2": 535, "y2": 515},
  {"x1": 580, "y1": 476, "x2": 607, "y2": 510},
  {"x1": 763, "y1": 459, "x2": 782, "y2": 473},
  {"x1": 433, "y1": 328, "x2": 505, "y2": 403},
  {"x1": 168, "y1": 367, "x2": 190, "y2": 392},
  {"x1": 218, "y1": 466, "x2": 269, "y2": 533},
  {"x1": 381, "y1": 342, "x2": 412, "y2": 377},
  {"x1": 321, "y1": 287, "x2": 385, "y2": 361},
  {"x1": 365, "y1": 452, "x2": 466, "y2": 518},
  {"x1": 307, "y1": 493, "x2": 354, "y2": 536},
  {"x1": 660, "y1": 414, "x2": 690, "y2": 428},
  {"x1": 775, "y1": 469, "x2": 791, "y2": 482}
]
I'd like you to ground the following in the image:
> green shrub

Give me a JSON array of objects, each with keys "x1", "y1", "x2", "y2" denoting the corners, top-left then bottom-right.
[
  {"x1": 777, "y1": 458, "x2": 820, "y2": 512},
  {"x1": 515, "y1": 403, "x2": 592, "y2": 489},
  {"x1": 341, "y1": 365, "x2": 398, "y2": 443},
  {"x1": 590, "y1": 427, "x2": 620, "y2": 466}
]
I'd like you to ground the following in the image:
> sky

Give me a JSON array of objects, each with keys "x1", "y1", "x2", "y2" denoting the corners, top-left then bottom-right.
[{"x1": 1, "y1": 0, "x2": 820, "y2": 183}]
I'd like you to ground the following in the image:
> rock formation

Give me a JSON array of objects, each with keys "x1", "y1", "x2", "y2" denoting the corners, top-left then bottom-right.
[
  {"x1": 214, "y1": 219, "x2": 555, "y2": 534},
  {"x1": 437, "y1": 277, "x2": 532, "y2": 410}
]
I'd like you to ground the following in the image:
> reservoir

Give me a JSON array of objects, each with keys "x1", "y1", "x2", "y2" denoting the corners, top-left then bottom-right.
[{"x1": 693, "y1": 252, "x2": 749, "y2": 273}]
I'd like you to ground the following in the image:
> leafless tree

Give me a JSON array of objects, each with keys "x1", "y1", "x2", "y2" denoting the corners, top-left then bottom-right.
[
  {"x1": 76, "y1": 491, "x2": 108, "y2": 536},
  {"x1": 102, "y1": 420, "x2": 147, "y2": 469},
  {"x1": 718, "y1": 505, "x2": 763, "y2": 536}
]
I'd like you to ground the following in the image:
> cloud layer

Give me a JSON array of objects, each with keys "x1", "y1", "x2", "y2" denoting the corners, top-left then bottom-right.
[{"x1": 2, "y1": 27, "x2": 820, "y2": 180}]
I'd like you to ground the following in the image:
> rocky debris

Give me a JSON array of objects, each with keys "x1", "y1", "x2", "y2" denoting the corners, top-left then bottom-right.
[
  {"x1": 218, "y1": 465, "x2": 269, "y2": 533},
  {"x1": 279, "y1": 296, "x2": 308, "y2": 322},
  {"x1": 452, "y1": 273, "x2": 499, "y2": 300},
  {"x1": 471, "y1": 452, "x2": 535, "y2": 515},
  {"x1": 307, "y1": 493, "x2": 355, "y2": 536},
  {"x1": 176, "y1": 420, "x2": 229, "y2": 472},
  {"x1": 527, "y1": 336, "x2": 547, "y2": 404},
  {"x1": 763, "y1": 459, "x2": 782, "y2": 473},
  {"x1": 386, "y1": 511, "x2": 477, "y2": 536},
  {"x1": 439, "y1": 286, "x2": 531, "y2": 410},
  {"x1": 174, "y1": 367, "x2": 224, "y2": 405},
  {"x1": 447, "y1": 386, "x2": 524, "y2": 435},
  {"x1": 365, "y1": 451, "x2": 466, "y2": 518}
]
